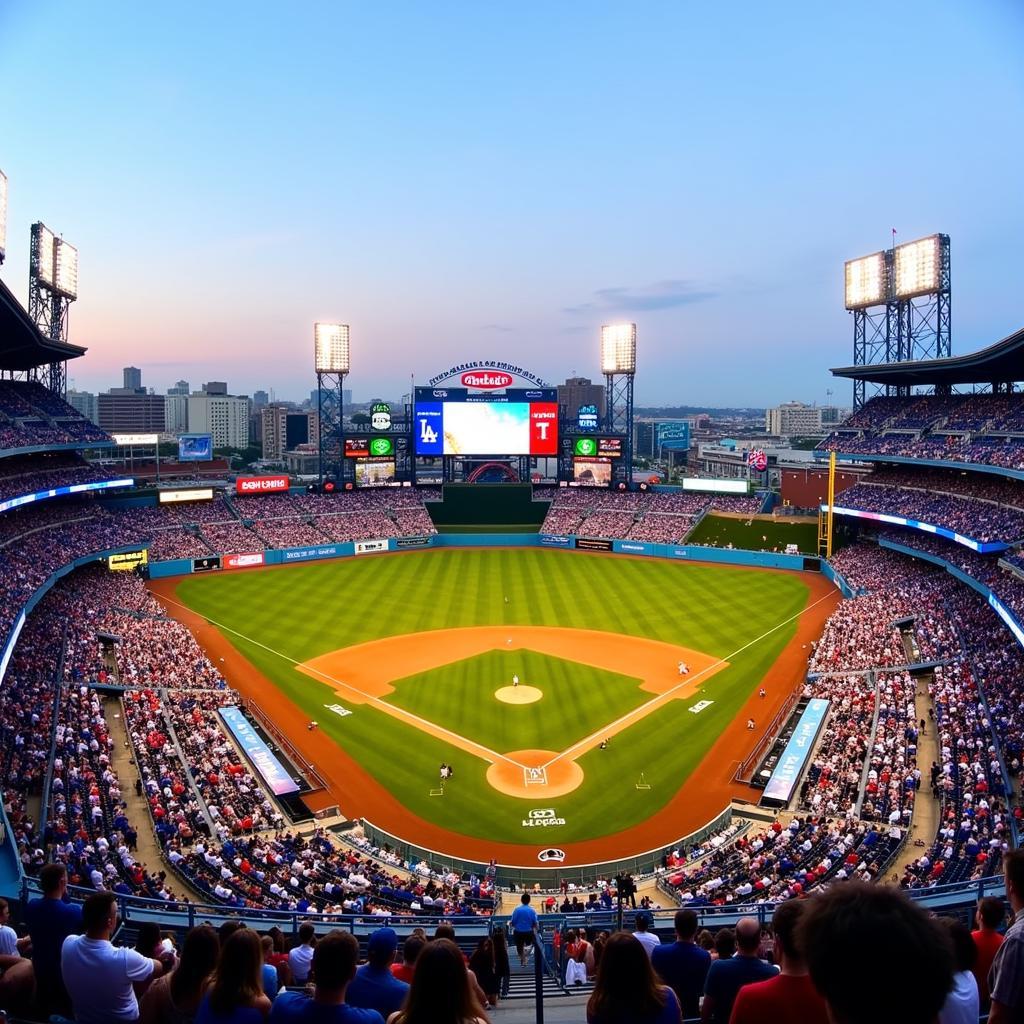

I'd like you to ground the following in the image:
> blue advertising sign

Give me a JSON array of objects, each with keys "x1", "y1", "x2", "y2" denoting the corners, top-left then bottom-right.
[
  {"x1": 762, "y1": 698, "x2": 829, "y2": 803},
  {"x1": 219, "y1": 706, "x2": 300, "y2": 796},
  {"x1": 0, "y1": 477, "x2": 134, "y2": 515},
  {"x1": 539, "y1": 534, "x2": 572, "y2": 547},
  {"x1": 282, "y1": 544, "x2": 341, "y2": 562},
  {"x1": 414, "y1": 403, "x2": 443, "y2": 455},
  {"x1": 179, "y1": 434, "x2": 213, "y2": 461}
]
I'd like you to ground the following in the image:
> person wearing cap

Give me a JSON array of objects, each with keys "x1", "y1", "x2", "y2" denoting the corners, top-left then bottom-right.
[{"x1": 345, "y1": 928, "x2": 410, "y2": 1019}]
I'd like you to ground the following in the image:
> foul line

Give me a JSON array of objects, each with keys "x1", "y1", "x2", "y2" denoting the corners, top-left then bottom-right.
[
  {"x1": 540, "y1": 588, "x2": 841, "y2": 770},
  {"x1": 153, "y1": 592, "x2": 529, "y2": 771}
]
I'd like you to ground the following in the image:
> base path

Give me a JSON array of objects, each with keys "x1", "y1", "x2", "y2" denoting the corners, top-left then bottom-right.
[{"x1": 150, "y1": 565, "x2": 839, "y2": 866}]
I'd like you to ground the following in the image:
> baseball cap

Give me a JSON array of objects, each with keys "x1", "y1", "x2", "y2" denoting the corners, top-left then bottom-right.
[{"x1": 367, "y1": 927, "x2": 398, "y2": 957}]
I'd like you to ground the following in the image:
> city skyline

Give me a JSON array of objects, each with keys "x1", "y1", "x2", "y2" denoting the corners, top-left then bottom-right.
[{"x1": 2, "y1": 2, "x2": 1022, "y2": 406}]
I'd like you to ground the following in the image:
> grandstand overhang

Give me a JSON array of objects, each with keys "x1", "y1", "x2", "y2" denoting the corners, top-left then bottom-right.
[
  {"x1": 0, "y1": 276, "x2": 86, "y2": 369},
  {"x1": 831, "y1": 324, "x2": 1024, "y2": 388}
]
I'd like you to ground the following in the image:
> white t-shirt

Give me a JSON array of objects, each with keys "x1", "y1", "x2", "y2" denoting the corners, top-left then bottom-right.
[
  {"x1": 289, "y1": 942, "x2": 314, "y2": 982},
  {"x1": 61, "y1": 935, "x2": 154, "y2": 1023},
  {"x1": 633, "y1": 930, "x2": 661, "y2": 957},
  {"x1": 0, "y1": 924, "x2": 19, "y2": 957},
  {"x1": 939, "y1": 970, "x2": 980, "y2": 1024}
]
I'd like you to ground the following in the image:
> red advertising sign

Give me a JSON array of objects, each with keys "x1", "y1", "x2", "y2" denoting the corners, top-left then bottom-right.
[
  {"x1": 235, "y1": 476, "x2": 289, "y2": 495},
  {"x1": 461, "y1": 371, "x2": 514, "y2": 390},
  {"x1": 529, "y1": 403, "x2": 558, "y2": 455},
  {"x1": 225, "y1": 552, "x2": 265, "y2": 569}
]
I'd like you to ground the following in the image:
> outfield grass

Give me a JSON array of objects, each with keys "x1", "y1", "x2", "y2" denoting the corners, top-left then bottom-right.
[
  {"x1": 686, "y1": 514, "x2": 819, "y2": 554},
  {"x1": 173, "y1": 549, "x2": 810, "y2": 844}
]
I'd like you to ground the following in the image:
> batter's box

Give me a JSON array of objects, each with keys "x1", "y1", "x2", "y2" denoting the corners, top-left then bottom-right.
[{"x1": 524, "y1": 766, "x2": 548, "y2": 786}]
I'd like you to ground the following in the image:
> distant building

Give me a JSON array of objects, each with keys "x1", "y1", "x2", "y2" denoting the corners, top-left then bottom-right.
[
  {"x1": 187, "y1": 393, "x2": 250, "y2": 448},
  {"x1": 634, "y1": 418, "x2": 692, "y2": 459},
  {"x1": 98, "y1": 393, "x2": 165, "y2": 433},
  {"x1": 164, "y1": 393, "x2": 189, "y2": 434},
  {"x1": 766, "y1": 402, "x2": 824, "y2": 436},
  {"x1": 123, "y1": 366, "x2": 142, "y2": 392},
  {"x1": 262, "y1": 405, "x2": 317, "y2": 461},
  {"x1": 167, "y1": 379, "x2": 190, "y2": 396},
  {"x1": 66, "y1": 389, "x2": 98, "y2": 424},
  {"x1": 253, "y1": 390, "x2": 269, "y2": 408},
  {"x1": 202, "y1": 381, "x2": 228, "y2": 396},
  {"x1": 558, "y1": 377, "x2": 606, "y2": 427}
]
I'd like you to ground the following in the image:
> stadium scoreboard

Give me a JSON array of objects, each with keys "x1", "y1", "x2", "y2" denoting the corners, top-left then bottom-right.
[{"x1": 414, "y1": 387, "x2": 558, "y2": 456}]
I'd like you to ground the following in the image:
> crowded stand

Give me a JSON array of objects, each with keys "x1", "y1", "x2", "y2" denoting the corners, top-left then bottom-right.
[
  {"x1": 0, "y1": 380, "x2": 111, "y2": 448},
  {"x1": 0, "y1": 451, "x2": 120, "y2": 505},
  {"x1": 862, "y1": 465, "x2": 1024, "y2": 508}
]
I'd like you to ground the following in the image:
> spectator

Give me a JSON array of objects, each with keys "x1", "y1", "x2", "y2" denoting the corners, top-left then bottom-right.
[
  {"x1": 261, "y1": 935, "x2": 281, "y2": 1001},
  {"x1": 387, "y1": 937, "x2": 489, "y2": 1024},
  {"x1": 940, "y1": 919, "x2": 980, "y2": 1024},
  {"x1": 701, "y1": 917, "x2": 778, "y2": 1024},
  {"x1": 62, "y1": 890, "x2": 174, "y2": 1024},
  {"x1": 0, "y1": 897, "x2": 29, "y2": 957},
  {"x1": 633, "y1": 913, "x2": 661, "y2": 957},
  {"x1": 468, "y1": 936, "x2": 499, "y2": 1007},
  {"x1": 510, "y1": 893, "x2": 539, "y2": 967},
  {"x1": 391, "y1": 934, "x2": 424, "y2": 984},
  {"x1": 972, "y1": 896, "x2": 1006, "y2": 1010},
  {"x1": 25, "y1": 862, "x2": 82, "y2": 1016},
  {"x1": 346, "y1": 927, "x2": 410, "y2": 1019},
  {"x1": 990, "y1": 850, "x2": 1024, "y2": 1024},
  {"x1": 288, "y1": 923, "x2": 316, "y2": 984},
  {"x1": 195, "y1": 927, "x2": 271, "y2": 1023},
  {"x1": 269, "y1": 930, "x2": 383, "y2": 1024},
  {"x1": 140, "y1": 925, "x2": 219, "y2": 1024},
  {"x1": 728, "y1": 899, "x2": 827, "y2": 1024},
  {"x1": 801, "y1": 882, "x2": 953, "y2": 1024},
  {"x1": 651, "y1": 909, "x2": 711, "y2": 1020},
  {"x1": 491, "y1": 929, "x2": 511, "y2": 1000},
  {"x1": 586, "y1": 931, "x2": 681, "y2": 1024}
]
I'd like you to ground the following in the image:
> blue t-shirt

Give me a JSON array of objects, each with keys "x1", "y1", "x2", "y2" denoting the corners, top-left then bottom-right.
[
  {"x1": 704, "y1": 955, "x2": 779, "y2": 1024},
  {"x1": 651, "y1": 940, "x2": 712, "y2": 1018},
  {"x1": 24, "y1": 896, "x2": 83, "y2": 984},
  {"x1": 345, "y1": 965, "x2": 409, "y2": 1019},
  {"x1": 511, "y1": 903, "x2": 539, "y2": 933},
  {"x1": 270, "y1": 992, "x2": 385, "y2": 1024},
  {"x1": 195, "y1": 994, "x2": 266, "y2": 1024},
  {"x1": 587, "y1": 986, "x2": 681, "y2": 1024},
  {"x1": 263, "y1": 962, "x2": 280, "y2": 1000}
]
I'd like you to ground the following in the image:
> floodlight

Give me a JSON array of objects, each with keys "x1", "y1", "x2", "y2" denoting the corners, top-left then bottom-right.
[
  {"x1": 314, "y1": 322, "x2": 351, "y2": 373},
  {"x1": 894, "y1": 234, "x2": 943, "y2": 298},
  {"x1": 600, "y1": 323, "x2": 637, "y2": 374},
  {"x1": 55, "y1": 238, "x2": 79, "y2": 299},
  {"x1": 31, "y1": 222, "x2": 55, "y2": 287},
  {"x1": 844, "y1": 251, "x2": 887, "y2": 309},
  {"x1": 0, "y1": 170, "x2": 7, "y2": 262}
]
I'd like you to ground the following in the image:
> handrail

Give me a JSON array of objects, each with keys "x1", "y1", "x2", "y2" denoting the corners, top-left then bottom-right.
[{"x1": 37, "y1": 623, "x2": 69, "y2": 846}]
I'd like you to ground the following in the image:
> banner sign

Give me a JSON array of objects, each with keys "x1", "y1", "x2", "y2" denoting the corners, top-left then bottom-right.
[
  {"x1": 577, "y1": 404, "x2": 599, "y2": 431},
  {"x1": 192, "y1": 555, "x2": 221, "y2": 572},
  {"x1": 681, "y1": 478, "x2": 749, "y2": 495},
  {"x1": 225, "y1": 552, "x2": 265, "y2": 569},
  {"x1": 539, "y1": 534, "x2": 572, "y2": 547},
  {"x1": 825, "y1": 505, "x2": 1002, "y2": 553},
  {"x1": 235, "y1": 475, "x2": 289, "y2": 494},
  {"x1": 0, "y1": 477, "x2": 134, "y2": 515},
  {"x1": 427, "y1": 361, "x2": 548, "y2": 388},
  {"x1": 576, "y1": 537, "x2": 614, "y2": 552},
  {"x1": 283, "y1": 544, "x2": 341, "y2": 562},
  {"x1": 763, "y1": 698, "x2": 829, "y2": 803},
  {"x1": 108, "y1": 550, "x2": 149, "y2": 572},
  {"x1": 395, "y1": 536, "x2": 431, "y2": 548},
  {"x1": 112, "y1": 433, "x2": 159, "y2": 446},
  {"x1": 354, "y1": 539, "x2": 388, "y2": 555},
  {"x1": 219, "y1": 707, "x2": 300, "y2": 796},
  {"x1": 617, "y1": 541, "x2": 650, "y2": 555},
  {"x1": 160, "y1": 488, "x2": 215, "y2": 504}
]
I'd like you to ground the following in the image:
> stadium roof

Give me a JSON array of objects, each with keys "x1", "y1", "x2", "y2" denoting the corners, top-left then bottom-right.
[
  {"x1": 0, "y1": 276, "x2": 86, "y2": 370},
  {"x1": 830, "y1": 324, "x2": 1024, "y2": 387}
]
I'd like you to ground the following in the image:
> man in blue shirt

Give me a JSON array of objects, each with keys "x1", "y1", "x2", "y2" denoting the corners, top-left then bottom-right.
[
  {"x1": 702, "y1": 917, "x2": 778, "y2": 1024},
  {"x1": 510, "y1": 892, "x2": 539, "y2": 967},
  {"x1": 270, "y1": 930, "x2": 383, "y2": 1023},
  {"x1": 24, "y1": 863, "x2": 82, "y2": 1018},
  {"x1": 345, "y1": 927, "x2": 409, "y2": 1019},
  {"x1": 651, "y1": 909, "x2": 712, "y2": 1020}
]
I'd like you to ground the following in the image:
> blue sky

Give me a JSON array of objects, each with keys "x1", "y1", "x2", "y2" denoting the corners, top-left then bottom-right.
[{"x1": 1, "y1": 1, "x2": 1022, "y2": 406}]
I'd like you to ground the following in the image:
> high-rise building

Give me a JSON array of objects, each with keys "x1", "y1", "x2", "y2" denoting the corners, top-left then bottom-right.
[
  {"x1": 202, "y1": 381, "x2": 228, "y2": 396},
  {"x1": 98, "y1": 393, "x2": 165, "y2": 433},
  {"x1": 253, "y1": 390, "x2": 269, "y2": 408},
  {"x1": 187, "y1": 394, "x2": 250, "y2": 448},
  {"x1": 123, "y1": 366, "x2": 142, "y2": 391},
  {"x1": 557, "y1": 376, "x2": 606, "y2": 426},
  {"x1": 167, "y1": 380, "x2": 190, "y2": 396},
  {"x1": 164, "y1": 393, "x2": 189, "y2": 434},
  {"x1": 66, "y1": 389, "x2": 98, "y2": 424},
  {"x1": 262, "y1": 404, "x2": 317, "y2": 460},
  {"x1": 766, "y1": 402, "x2": 824, "y2": 436}
]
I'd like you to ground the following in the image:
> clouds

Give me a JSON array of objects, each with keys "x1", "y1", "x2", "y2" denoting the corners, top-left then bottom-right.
[{"x1": 563, "y1": 279, "x2": 718, "y2": 315}]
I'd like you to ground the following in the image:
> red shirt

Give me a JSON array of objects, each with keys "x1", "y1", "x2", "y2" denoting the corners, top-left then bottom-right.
[
  {"x1": 728, "y1": 972, "x2": 829, "y2": 1024},
  {"x1": 391, "y1": 963, "x2": 416, "y2": 983},
  {"x1": 972, "y1": 928, "x2": 1004, "y2": 1006}
]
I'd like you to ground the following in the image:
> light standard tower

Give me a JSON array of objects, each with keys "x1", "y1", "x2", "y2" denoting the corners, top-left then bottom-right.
[
  {"x1": 314, "y1": 323, "x2": 350, "y2": 489},
  {"x1": 600, "y1": 323, "x2": 637, "y2": 486}
]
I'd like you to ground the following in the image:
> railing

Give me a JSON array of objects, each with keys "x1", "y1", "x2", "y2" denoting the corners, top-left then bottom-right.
[
  {"x1": 244, "y1": 698, "x2": 329, "y2": 792},
  {"x1": 733, "y1": 689, "x2": 801, "y2": 783}
]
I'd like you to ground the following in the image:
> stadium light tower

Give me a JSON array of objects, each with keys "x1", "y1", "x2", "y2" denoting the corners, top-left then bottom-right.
[
  {"x1": 601, "y1": 323, "x2": 637, "y2": 484},
  {"x1": 314, "y1": 323, "x2": 350, "y2": 488},
  {"x1": 28, "y1": 222, "x2": 79, "y2": 396}
]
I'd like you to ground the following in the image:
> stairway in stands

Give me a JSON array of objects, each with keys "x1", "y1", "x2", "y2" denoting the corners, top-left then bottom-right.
[{"x1": 506, "y1": 957, "x2": 568, "y2": 1000}]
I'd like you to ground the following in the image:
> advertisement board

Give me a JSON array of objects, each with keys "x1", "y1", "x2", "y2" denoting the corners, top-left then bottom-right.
[
  {"x1": 762, "y1": 698, "x2": 829, "y2": 803},
  {"x1": 235, "y1": 476, "x2": 289, "y2": 495},
  {"x1": 192, "y1": 555, "x2": 221, "y2": 572},
  {"x1": 283, "y1": 544, "x2": 341, "y2": 562},
  {"x1": 108, "y1": 550, "x2": 149, "y2": 572},
  {"x1": 573, "y1": 459, "x2": 612, "y2": 486},
  {"x1": 575, "y1": 537, "x2": 614, "y2": 552},
  {"x1": 219, "y1": 707, "x2": 300, "y2": 796},
  {"x1": 178, "y1": 434, "x2": 213, "y2": 461},
  {"x1": 354, "y1": 459, "x2": 398, "y2": 487},
  {"x1": 395, "y1": 536, "x2": 431, "y2": 548},
  {"x1": 681, "y1": 478, "x2": 749, "y2": 495},
  {"x1": 826, "y1": 505, "x2": 1001, "y2": 553},
  {"x1": 539, "y1": 534, "x2": 573, "y2": 547},
  {"x1": 112, "y1": 433, "x2": 160, "y2": 446},
  {"x1": 159, "y1": 488, "x2": 215, "y2": 504},
  {"x1": 354, "y1": 539, "x2": 388, "y2": 555},
  {"x1": 225, "y1": 552, "x2": 265, "y2": 569},
  {"x1": 0, "y1": 477, "x2": 134, "y2": 515},
  {"x1": 577, "y1": 404, "x2": 599, "y2": 431}
]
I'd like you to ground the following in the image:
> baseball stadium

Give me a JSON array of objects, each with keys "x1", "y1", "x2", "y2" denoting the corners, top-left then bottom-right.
[{"x1": 1, "y1": 9, "x2": 1022, "y2": 1020}]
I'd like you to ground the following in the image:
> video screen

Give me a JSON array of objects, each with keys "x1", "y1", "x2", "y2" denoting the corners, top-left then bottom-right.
[
  {"x1": 573, "y1": 458, "x2": 612, "y2": 486},
  {"x1": 355, "y1": 458, "x2": 398, "y2": 487},
  {"x1": 414, "y1": 400, "x2": 557, "y2": 456}
]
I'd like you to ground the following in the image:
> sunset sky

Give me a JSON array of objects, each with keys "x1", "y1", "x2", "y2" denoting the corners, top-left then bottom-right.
[{"x1": 1, "y1": 1, "x2": 1022, "y2": 406}]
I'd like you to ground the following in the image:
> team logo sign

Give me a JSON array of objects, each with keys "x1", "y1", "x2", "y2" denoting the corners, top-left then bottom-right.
[
  {"x1": 538, "y1": 848, "x2": 566, "y2": 863},
  {"x1": 369, "y1": 437, "x2": 394, "y2": 457},
  {"x1": 370, "y1": 403, "x2": 392, "y2": 431},
  {"x1": 461, "y1": 371, "x2": 513, "y2": 389},
  {"x1": 522, "y1": 808, "x2": 566, "y2": 828},
  {"x1": 574, "y1": 437, "x2": 597, "y2": 457}
]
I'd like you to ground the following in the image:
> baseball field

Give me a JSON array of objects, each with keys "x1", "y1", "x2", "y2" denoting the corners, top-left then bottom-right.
[{"x1": 155, "y1": 548, "x2": 837, "y2": 864}]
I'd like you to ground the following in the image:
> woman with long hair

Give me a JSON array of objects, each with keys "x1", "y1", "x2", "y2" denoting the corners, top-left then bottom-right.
[
  {"x1": 141, "y1": 925, "x2": 220, "y2": 1024},
  {"x1": 469, "y1": 936, "x2": 499, "y2": 1008},
  {"x1": 388, "y1": 938, "x2": 490, "y2": 1024},
  {"x1": 586, "y1": 931, "x2": 681, "y2": 1024},
  {"x1": 195, "y1": 928, "x2": 272, "y2": 1023},
  {"x1": 491, "y1": 928, "x2": 511, "y2": 1000}
]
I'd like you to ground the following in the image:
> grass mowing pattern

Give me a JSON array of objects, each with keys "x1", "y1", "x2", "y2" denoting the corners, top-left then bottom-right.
[
  {"x1": 686, "y1": 514, "x2": 819, "y2": 554},
  {"x1": 173, "y1": 549, "x2": 810, "y2": 844}
]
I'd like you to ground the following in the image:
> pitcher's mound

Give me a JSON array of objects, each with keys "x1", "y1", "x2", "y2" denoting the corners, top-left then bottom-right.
[
  {"x1": 495, "y1": 685, "x2": 543, "y2": 704},
  {"x1": 486, "y1": 749, "x2": 585, "y2": 798}
]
